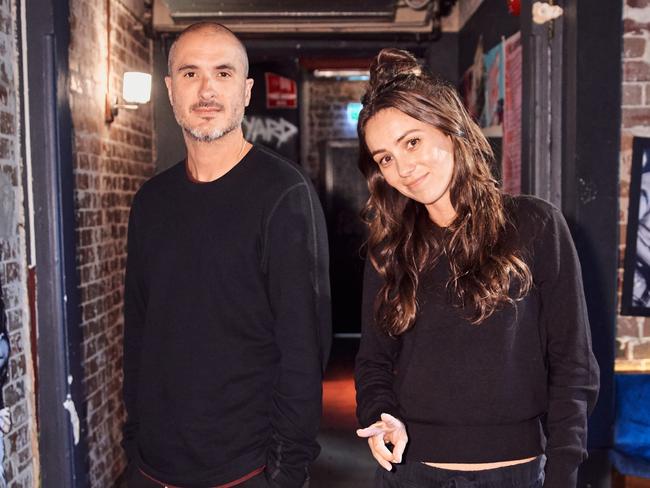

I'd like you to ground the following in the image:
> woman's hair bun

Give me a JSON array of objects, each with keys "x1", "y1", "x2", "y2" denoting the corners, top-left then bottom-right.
[{"x1": 368, "y1": 48, "x2": 422, "y2": 92}]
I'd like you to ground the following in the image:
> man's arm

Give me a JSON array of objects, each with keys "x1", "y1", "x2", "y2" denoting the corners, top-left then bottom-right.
[
  {"x1": 263, "y1": 181, "x2": 331, "y2": 488},
  {"x1": 122, "y1": 196, "x2": 147, "y2": 462}
]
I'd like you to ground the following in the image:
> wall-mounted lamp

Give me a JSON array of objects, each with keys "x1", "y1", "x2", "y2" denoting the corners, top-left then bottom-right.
[
  {"x1": 122, "y1": 72, "x2": 152, "y2": 105},
  {"x1": 106, "y1": 72, "x2": 152, "y2": 122}
]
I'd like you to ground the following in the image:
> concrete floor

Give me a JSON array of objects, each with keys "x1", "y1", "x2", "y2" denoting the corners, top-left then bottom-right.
[{"x1": 310, "y1": 338, "x2": 377, "y2": 487}]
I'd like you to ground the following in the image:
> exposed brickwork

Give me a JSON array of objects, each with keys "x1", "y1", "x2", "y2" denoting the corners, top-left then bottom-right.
[
  {"x1": 624, "y1": 59, "x2": 650, "y2": 81},
  {"x1": 623, "y1": 84, "x2": 643, "y2": 106},
  {"x1": 629, "y1": 0, "x2": 650, "y2": 8},
  {"x1": 624, "y1": 37, "x2": 646, "y2": 58},
  {"x1": 303, "y1": 79, "x2": 367, "y2": 179},
  {"x1": 618, "y1": 0, "x2": 650, "y2": 367},
  {"x1": 69, "y1": 0, "x2": 154, "y2": 485},
  {"x1": 0, "y1": 1, "x2": 39, "y2": 487}
]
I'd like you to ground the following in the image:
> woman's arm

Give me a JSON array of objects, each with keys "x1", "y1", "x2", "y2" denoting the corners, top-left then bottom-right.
[{"x1": 354, "y1": 260, "x2": 406, "y2": 469}]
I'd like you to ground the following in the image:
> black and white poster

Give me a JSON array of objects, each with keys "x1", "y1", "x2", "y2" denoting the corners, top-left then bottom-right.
[{"x1": 623, "y1": 137, "x2": 650, "y2": 315}]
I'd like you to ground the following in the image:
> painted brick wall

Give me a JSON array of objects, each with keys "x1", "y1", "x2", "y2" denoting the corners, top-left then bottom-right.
[
  {"x1": 0, "y1": 1, "x2": 39, "y2": 487},
  {"x1": 303, "y1": 79, "x2": 367, "y2": 180},
  {"x1": 618, "y1": 0, "x2": 650, "y2": 369},
  {"x1": 68, "y1": 0, "x2": 154, "y2": 485}
]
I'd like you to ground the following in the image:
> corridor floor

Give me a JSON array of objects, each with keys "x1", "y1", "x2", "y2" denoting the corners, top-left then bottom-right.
[{"x1": 310, "y1": 339, "x2": 377, "y2": 487}]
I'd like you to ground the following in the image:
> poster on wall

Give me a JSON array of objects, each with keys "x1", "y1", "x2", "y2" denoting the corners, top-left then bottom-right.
[
  {"x1": 502, "y1": 31, "x2": 522, "y2": 195},
  {"x1": 481, "y1": 41, "x2": 505, "y2": 129},
  {"x1": 622, "y1": 137, "x2": 650, "y2": 316},
  {"x1": 265, "y1": 72, "x2": 298, "y2": 109},
  {"x1": 460, "y1": 38, "x2": 485, "y2": 123}
]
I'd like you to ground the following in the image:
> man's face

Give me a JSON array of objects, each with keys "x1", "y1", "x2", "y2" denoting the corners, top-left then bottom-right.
[{"x1": 165, "y1": 30, "x2": 254, "y2": 143}]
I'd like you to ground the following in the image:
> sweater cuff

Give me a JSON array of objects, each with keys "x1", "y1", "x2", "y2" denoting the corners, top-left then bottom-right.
[
  {"x1": 265, "y1": 465, "x2": 309, "y2": 488},
  {"x1": 361, "y1": 405, "x2": 401, "y2": 429},
  {"x1": 543, "y1": 459, "x2": 579, "y2": 488}
]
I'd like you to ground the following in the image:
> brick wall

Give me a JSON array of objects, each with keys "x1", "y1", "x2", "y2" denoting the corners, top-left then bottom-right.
[
  {"x1": 618, "y1": 0, "x2": 650, "y2": 369},
  {"x1": 303, "y1": 79, "x2": 367, "y2": 179},
  {"x1": 68, "y1": 0, "x2": 154, "y2": 485},
  {"x1": 0, "y1": 1, "x2": 39, "y2": 487}
]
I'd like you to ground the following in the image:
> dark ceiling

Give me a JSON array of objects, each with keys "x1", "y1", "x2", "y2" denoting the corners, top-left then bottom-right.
[
  {"x1": 153, "y1": 0, "x2": 459, "y2": 34},
  {"x1": 165, "y1": 0, "x2": 398, "y2": 21}
]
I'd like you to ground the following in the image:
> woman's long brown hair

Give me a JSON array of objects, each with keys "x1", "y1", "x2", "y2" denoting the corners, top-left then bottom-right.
[{"x1": 358, "y1": 48, "x2": 532, "y2": 335}]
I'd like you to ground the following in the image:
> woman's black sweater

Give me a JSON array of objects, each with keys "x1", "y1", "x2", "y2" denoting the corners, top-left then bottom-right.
[{"x1": 355, "y1": 195, "x2": 599, "y2": 488}]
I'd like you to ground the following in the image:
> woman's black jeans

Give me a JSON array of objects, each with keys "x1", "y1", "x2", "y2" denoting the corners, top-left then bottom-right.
[{"x1": 375, "y1": 456, "x2": 545, "y2": 488}]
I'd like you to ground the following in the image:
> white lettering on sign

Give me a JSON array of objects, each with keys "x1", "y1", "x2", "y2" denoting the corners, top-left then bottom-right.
[{"x1": 243, "y1": 116, "x2": 298, "y2": 149}]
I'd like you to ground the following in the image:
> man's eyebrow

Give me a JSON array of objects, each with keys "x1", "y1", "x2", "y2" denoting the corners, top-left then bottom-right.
[
  {"x1": 214, "y1": 63, "x2": 236, "y2": 71},
  {"x1": 176, "y1": 64, "x2": 199, "y2": 72},
  {"x1": 176, "y1": 63, "x2": 238, "y2": 73}
]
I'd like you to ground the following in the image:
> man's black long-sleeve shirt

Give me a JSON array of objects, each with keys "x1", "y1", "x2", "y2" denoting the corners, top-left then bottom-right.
[{"x1": 122, "y1": 145, "x2": 331, "y2": 487}]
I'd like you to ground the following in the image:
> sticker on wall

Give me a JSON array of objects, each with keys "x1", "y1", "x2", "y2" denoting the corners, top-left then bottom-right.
[
  {"x1": 264, "y1": 73, "x2": 298, "y2": 109},
  {"x1": 0, "y1": 285, "x2": 12, "y2": 488},
  {"x1": 0, "y1": 173, "x2": 15, "y2": 240}
]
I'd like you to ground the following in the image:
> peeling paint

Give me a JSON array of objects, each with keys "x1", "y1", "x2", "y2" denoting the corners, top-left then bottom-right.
[
  {"x1": 0, "y1": 172, "x2": 14, "y2": 239},
  {"x1": 578, "y1": 177, "x2": 598, "y2": 204},
  {"x1": 63, "y1": 376, "x2": 80, "y2": 445}
]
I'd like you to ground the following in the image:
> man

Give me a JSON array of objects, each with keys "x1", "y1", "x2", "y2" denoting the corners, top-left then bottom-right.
[{"x1": 122, "y1": 22, "x2": 331, "y2": 488}]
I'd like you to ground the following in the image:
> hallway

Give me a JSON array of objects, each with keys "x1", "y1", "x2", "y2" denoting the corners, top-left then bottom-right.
[
  {"x1": 1, "y1": 0, "x2": 634, "y2": 486},
  {"x1": 311, "y1": 339, "x2": 376, "y2": 487}
]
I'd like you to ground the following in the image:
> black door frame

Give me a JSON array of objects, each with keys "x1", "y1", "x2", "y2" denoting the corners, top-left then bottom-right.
[
  {"x1": 24, "y1": 0, "x2": 89, "y2": 485},
  {"x1": 561, "y1": 3, "x2": 620, "y2": 487},
  {"x1": 522, "y1": 1, "x2": 620, "y2": 486}
]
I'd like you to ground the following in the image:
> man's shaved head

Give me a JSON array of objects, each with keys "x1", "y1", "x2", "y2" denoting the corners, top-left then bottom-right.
[{"x1": 167, "y1": 22, "x2": 249, "y2": 77}]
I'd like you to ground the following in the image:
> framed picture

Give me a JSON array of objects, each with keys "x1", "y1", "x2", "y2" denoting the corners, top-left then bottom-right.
[{"x1": 622, "y1": 137, "x2": 650, "y2": 315}]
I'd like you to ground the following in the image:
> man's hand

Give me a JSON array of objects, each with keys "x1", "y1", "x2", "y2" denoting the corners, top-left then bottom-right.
[{"x1": 356, "y1": 413, "x2": 408, "y2": 471}]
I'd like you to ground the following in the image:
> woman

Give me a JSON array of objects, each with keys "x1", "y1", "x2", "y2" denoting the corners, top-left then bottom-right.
[{"x1": 354, "y1": 48, "x2": 599, "y2": 488}]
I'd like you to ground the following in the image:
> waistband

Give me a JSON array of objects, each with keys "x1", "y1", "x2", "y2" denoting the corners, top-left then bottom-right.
[
  {"x1": 387, "y1": 456, "x2": 545, "y2": 486},
  {"x1": 139, "y1": 466, "x2": 265, "y2": 488}
]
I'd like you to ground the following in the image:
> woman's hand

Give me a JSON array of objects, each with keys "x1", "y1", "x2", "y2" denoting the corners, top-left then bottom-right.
[{"x1": 356, "y1": 413, "x2": 408, "y2": 471}]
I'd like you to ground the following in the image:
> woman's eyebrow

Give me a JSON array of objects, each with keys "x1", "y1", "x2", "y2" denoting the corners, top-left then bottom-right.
[{"x1": 370, "y1": 129, "x2": 421, "y2": 156}]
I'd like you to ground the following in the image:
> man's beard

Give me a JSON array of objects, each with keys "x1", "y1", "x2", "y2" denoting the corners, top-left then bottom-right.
[{"x1": 174, "y1": 102, "x2": 244, "y2": 143}]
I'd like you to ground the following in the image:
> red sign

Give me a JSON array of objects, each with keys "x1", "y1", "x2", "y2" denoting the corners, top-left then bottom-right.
[
  {"x1": 265, "y1": 72, "x2": 297, "y2": 109},
  {"x1": 507, "y1": 0, "x2": 521, "y2": 16}
]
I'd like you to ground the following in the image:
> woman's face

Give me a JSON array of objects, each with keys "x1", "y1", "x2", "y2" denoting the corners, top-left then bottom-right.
[{"x1": 364, "y1": 107, "x2": 456, "y2": 226}]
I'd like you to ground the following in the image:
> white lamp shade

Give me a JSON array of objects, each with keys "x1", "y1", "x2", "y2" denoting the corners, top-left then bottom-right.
[{"x1": 122, "y1": 72, "x2": 152, "y2": 104}]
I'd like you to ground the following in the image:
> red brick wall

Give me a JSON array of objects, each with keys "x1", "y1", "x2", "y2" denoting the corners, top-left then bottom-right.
[
  {"x1": 69, "y1": 0, "x2": 154, "y2": 485},
  {"x1": 303, "y1": 79, "x2": 366, "y2": 179},
  {"x1": 0, "y1": 0, "x2": 39, "y2": 486},
  {"x1": 618, "y1": 0, "x2": 650, "y2": 369}
]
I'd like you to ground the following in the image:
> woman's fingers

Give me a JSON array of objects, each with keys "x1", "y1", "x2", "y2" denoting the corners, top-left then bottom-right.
[
  {"x1": 380, "y1": 412, "x2": 403, "y2": 429},
  {"x1": 372, "y1": 433, "x2": 394, "y2": 460},
  {"x1": 356, "y1": 423, "x2": 386, "y2": 438},
  {"x1": 368, "y1": 436, "x2": 393, "y2": 471},
  {"x1": 392, "y1": 436, "x2": 407, "y2": 464},
  {"x1": 359, "y1": 414, "x2": 409, "y2": 470}
]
